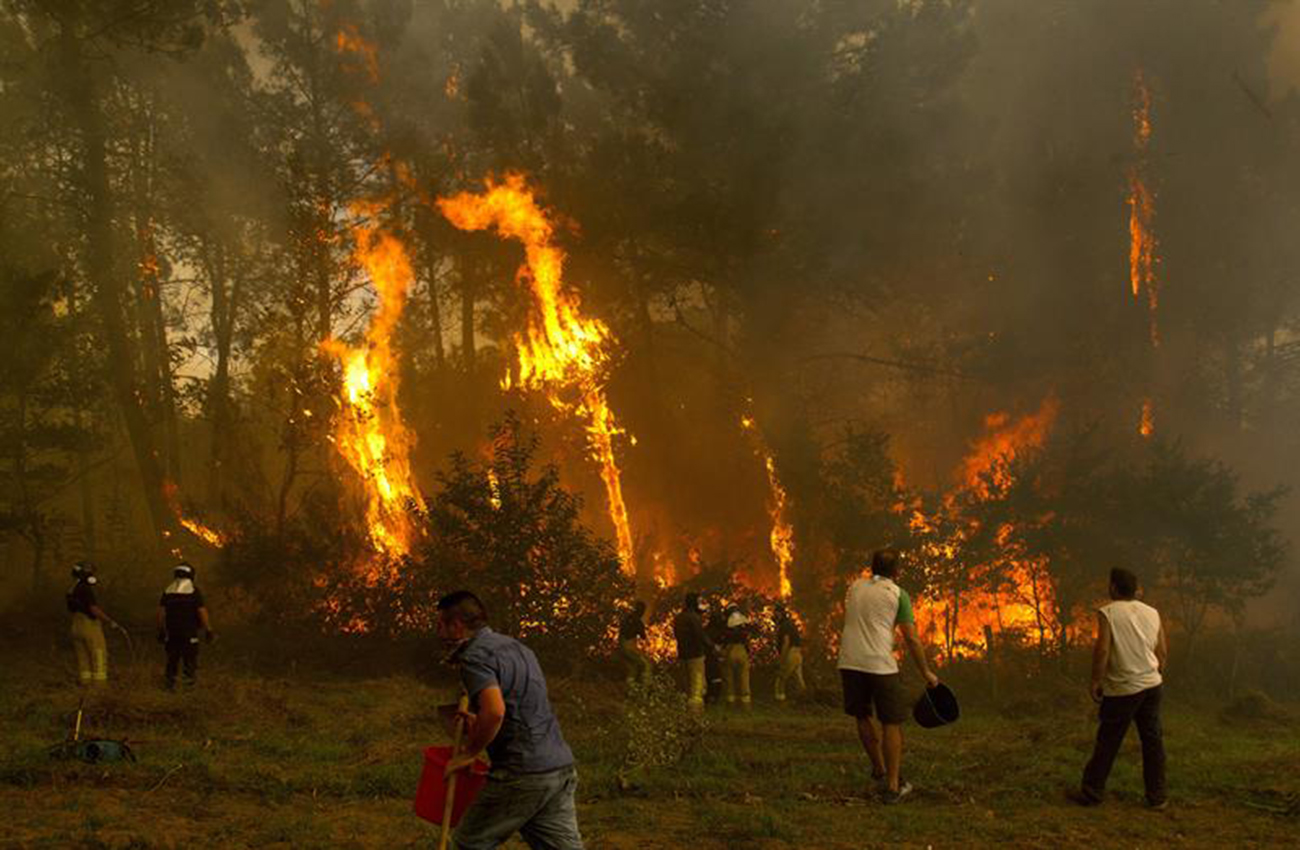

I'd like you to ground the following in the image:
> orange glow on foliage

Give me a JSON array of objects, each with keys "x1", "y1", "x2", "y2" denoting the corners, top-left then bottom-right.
[{"x1": 437, "y1": 174, "x2": 635, "y2": 575}]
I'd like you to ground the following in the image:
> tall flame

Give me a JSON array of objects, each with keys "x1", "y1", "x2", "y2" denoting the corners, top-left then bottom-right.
[
  {"x1": 437, "y1": 174, "x2": 635, "y2": 574},
  {"x1": 1127, "y1": 69, "x2": 1160, "y2": 435},
  {"x1": 1127, "y1": 68, "x2": 1158, "y2": 333},
  {"x1": 740, "y1": 414, "x2": 794, "y2": 599},
  {"x1": 322, "y1": 218, "x2": 425, "y2": 568}
]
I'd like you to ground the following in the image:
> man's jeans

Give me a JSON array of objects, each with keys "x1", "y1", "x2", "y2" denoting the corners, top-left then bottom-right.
[
  {"x1": 454, "y1": 764, "x2": 583, "y2": 850},
  {"x1": 1082, "y1": 684, "x2": 1166, "y2": 804}
]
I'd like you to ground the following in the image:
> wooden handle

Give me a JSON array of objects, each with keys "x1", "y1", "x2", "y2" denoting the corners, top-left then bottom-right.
[{"x1": 438, "y1": 693, "x2": 471, "y2": 850}]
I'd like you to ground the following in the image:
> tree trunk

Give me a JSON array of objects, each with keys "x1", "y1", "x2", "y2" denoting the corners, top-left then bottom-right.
[
  {"x1": 1223, "y1": 332, "x2": 1243, "y2": 434},
  {"x1": 204, "y1": 238, "x2": 241, "y2": 508},
  {"x1": 77, "y1": 426, "x2": 98, "y2": 558},
  {"x1": 57, "y1": 22, "x2": 174, "y2": 546},
  {"x1": 460, "y1": 256, "x2": 477, "y2": 372}
]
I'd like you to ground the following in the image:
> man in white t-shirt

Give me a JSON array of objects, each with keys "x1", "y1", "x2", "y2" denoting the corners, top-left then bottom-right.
[
  {"x1": 1078, "y1": 567, "x2": 1168, "y2": 808},
  {"x1": 838, "y1": 549, "x2": 940, "y2": 804}
]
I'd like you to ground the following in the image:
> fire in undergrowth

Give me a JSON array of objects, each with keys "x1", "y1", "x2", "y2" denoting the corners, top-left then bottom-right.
[
  {"x1": 437, "y1": 174, "x2": 635, "y2": 576},
  {"x1": 911, "y1": 395, "x2": 1060, "y2": 658},
  {"x1": 162, "y1": 480, "x2": 225, "y2": 549},
  {"x1": 322, "y1": 212, "x2": 425, "y2": 570},
  {"x1": 740, "y1": 413, "x2": 794, "y2": 599}
]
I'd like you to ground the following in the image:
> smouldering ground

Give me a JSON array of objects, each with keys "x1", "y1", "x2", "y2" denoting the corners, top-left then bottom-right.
[{"x1": 0, "y1": 643, "x2": 1296, "y2": 849}]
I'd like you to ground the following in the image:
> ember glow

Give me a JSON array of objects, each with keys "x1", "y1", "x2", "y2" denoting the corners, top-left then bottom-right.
[
  {"x1": 437, "y1": 174, "x2": 635, "y2": 575},
  {"x1": 322, "y1": 218, "x2": 425, "y2": 568},
  {"x1": 740, "y1": 414, "x2": 795, "y2": 599}
]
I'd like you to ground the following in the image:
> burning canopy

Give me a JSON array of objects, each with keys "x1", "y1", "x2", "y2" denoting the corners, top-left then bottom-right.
[{"x1": 437, "y1": 175, "x2": 636, "y2": 575}]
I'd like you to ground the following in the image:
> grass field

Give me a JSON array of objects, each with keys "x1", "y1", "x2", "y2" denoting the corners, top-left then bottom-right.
[{"x1": 1, "y1": 640, "x2": 1296, "y2": 849}]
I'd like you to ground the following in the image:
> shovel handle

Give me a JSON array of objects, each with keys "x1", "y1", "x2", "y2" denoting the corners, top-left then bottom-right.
[{"x1": 438, "y1": 692, "x2": 470, "y2": 850}]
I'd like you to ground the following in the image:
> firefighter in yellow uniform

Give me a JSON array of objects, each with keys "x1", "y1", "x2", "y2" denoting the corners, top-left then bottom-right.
[
  {"x1": 66, "y1": 562, "x2": 122, "y2": 687},
  {"x1": 721, "y1": 604, "x2": 754, "y2": 708}
]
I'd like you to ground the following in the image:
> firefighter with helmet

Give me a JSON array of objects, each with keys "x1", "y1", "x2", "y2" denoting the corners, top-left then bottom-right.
[
  {"x1": 156, "y1": 561, "x2": 214, "y2": 690},
  {"x1": 66, "y1": 561, "x2": 124, "y2": 686}
]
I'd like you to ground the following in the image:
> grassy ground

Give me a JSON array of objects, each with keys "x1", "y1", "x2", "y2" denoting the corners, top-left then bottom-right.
[{"x1": 0, "y1": 641, "x2": 1296, "y2": 849}]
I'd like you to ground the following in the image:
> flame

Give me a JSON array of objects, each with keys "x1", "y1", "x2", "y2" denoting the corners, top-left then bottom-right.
[
  {"x1": 651, "y1": 551, "x2": 678, "y2": 588},
  {"x1": 1127, "y1": 70, "x2": 1159, "y2": 347},
  {"x1": 437, "y1": 174, "x2": 635, "y2": 575},
  {"x1": 335, "y1": 24, "x2": 379, "y2": 84},
  {"x1": 740, "y1": 414, "x2": 794, "y2": 598},
  {"x1": 1139, "y1": 398, "x2": 1155, "y2": 437},
  {"x1": 487, "y1": 468, "x2": 503, "y2": 510},
  {"x1": 913, "y1": 396, "x2": 1061, "y2": 657},
  {"x1": 322, "y1": 219, "x2": 425, "y2": 569},
  {"x1": 162, "y1": 480, "x2": 225, "y2": 548},
  {"x1": 959, "y1": 395, "x2": 1059, "y2": 498}
]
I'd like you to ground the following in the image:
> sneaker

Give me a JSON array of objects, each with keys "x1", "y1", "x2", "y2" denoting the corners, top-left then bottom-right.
[{"x1": 882, "y1": 781, "x2": 913, "y2": 805}]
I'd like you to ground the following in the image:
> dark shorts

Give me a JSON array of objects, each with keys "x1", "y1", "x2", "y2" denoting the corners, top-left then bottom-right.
[{"x1": 841, "y1": 669, "x2": 909, "y2": 724}]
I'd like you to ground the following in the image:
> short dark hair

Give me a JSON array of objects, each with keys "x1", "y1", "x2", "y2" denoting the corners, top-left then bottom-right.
[
  {"x1": 871, "y1": 549, "x2": 900, "y2": 578},
  {"x1": 437, "y1": 590, "x2": 488, "y2": 628},
  {"x1": 632, "y1": 600, "x2": 646, "y2": 614},
  {"x1": 683, "y1": 592, "x2": 700, "y2": 611},
  {"x1": 1110, "y1": 568, "x2": 1138, "y2": 599}
]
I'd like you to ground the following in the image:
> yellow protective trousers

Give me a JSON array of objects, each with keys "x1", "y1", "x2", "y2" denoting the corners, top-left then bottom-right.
[
  {"x1": 723, "y1": 643, "x2": 751, "y2": 705},
  {"x1": 775, "y1": 646, "x2": 805, "y2": 701},
  {"x1": 618, "y1": 639, "x2": 652, "y2": 686},
  {"x1": 70, "y1": 613, "x2": 108, "y2": 685},
  {"x1": 684, "y1": 657, "x2": 706, "y2": 709}
]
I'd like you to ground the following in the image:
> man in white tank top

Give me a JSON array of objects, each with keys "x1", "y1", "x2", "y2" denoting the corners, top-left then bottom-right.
[
  {"x1": 1078, "y1": 568, "x2": 1168, "y2": 808},
  {"x1": 837, "y1": 549, "x2": 940, "y2": 805}
]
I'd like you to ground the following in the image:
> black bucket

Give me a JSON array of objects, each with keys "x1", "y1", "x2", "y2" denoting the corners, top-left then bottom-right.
[{"x1": 913, "y1": 683, "x2": 960, "y2": 728}]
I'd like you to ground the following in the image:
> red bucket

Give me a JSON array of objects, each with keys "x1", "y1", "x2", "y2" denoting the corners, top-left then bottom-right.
[{"x1": 414, "y1": 746, "x2": 490, "y2": 827}]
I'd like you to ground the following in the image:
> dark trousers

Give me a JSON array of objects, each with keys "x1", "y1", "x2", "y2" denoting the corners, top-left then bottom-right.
[
  {"x1": 165, "y1": 639, "x2": 199, "y2": 689},
  {"x1": 1082, "y1": 684, "x2": 1166, "y2": 803}
]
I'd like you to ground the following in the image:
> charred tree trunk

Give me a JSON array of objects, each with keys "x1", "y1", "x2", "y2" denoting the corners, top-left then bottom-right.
[{"x1": 57, "y1": 21, "x2": 173, "y2": 546}]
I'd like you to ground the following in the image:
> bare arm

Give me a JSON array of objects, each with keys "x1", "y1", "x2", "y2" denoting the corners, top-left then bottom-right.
[
  {"x1": 899, "y1": 622, "x2": 939, "y2": 687},
  {"x1": 459, "y1": 686, "x2": 506, "y2": 761},
  {"x1": 198, "y1": 606, "x2": 212, "y2": 633},
  {"x1": 1090, "y1": 612, "x2": 1111, "y2": 700},
  {"x1": 1155, "y1": 620, "x2": 1167, "y2": 674}
]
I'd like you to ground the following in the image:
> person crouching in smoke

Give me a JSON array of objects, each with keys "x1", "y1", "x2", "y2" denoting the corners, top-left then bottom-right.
[{"x1": 156, "y1": 562, "x2": 214, "y2": 690}]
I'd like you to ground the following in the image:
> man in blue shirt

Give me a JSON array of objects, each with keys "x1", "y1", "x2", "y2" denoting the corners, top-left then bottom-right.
[{"x1": 439, "y1": 590, "x2": 583, "y2": 850}]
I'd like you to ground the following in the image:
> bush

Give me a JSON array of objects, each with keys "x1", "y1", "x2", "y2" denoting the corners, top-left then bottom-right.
[{"x1": 618, "y1": 671, "x2": 706, "y2": 786}]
